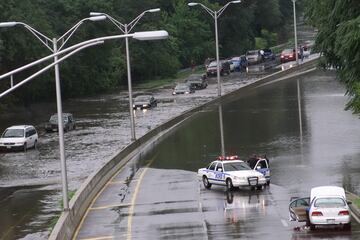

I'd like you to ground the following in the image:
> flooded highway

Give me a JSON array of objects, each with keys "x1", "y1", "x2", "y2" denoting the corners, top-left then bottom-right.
[{"x1": 76, "y1": 69, "x2": 360, "y2": 239}]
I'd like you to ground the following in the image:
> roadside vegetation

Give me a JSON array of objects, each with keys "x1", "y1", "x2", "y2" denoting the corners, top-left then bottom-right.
[
  {"x1": 0, "y1": 0, "x2": 300, "y2": 108},
  {"x1": 305, "y1": 0, "x2": 360, "y2": 113}
]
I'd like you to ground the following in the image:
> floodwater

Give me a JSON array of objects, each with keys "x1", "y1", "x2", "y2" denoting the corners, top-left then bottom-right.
[
  {"x1": 2, "y1": 67, "x2": 358, "y2": 239},
  {"x1": 76, "y1": 69, "x2": 360, "y2": 240}
]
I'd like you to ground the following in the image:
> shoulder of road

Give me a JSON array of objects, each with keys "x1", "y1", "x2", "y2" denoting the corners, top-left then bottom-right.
[{"x1": 346, "y1": 191, "x2": 360, "y2": 222}]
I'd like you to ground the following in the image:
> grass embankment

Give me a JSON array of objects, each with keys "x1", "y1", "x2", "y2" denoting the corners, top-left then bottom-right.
[
  {"x1": 134, "y1": 67, "x2": 205, "y2": 90},
  {"x1": 354, "y1": 198, "x2": 360, "y2": 209}
]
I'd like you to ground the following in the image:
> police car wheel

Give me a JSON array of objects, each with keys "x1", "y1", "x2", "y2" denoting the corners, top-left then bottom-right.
[
  {"x1": 226, "y1": 179, "x2": 233, "y2": 191},
  {"x1": 203, "y1": 176, "x2": 212, "y2": 189}
]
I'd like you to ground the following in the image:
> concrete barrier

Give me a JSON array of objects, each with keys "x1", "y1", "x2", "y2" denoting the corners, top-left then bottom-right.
[{"x1": 49, "y1": 57, "x2": 320, "y2": 240}]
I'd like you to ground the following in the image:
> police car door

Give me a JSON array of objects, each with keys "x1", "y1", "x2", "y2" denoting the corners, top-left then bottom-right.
[
  {"x1": 214, "y1": 162, "x2": 226, "y2": 185},
  {"x1": 206, "y1": 162, "x2": 217, "y2": 184}
]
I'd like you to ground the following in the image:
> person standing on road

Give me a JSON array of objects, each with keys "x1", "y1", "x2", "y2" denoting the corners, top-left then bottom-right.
[{"x1": 300, "y1": 45, "x2": 304, "y2": 62}]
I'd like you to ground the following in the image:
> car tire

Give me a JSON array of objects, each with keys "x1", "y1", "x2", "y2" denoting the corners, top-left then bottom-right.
[
  {"x1": 226, "y1": 178, "x2": 234, "y2": 191},
  {"x1": 256, "y1": 186, "x2": 262, "y2": 190},
  {"x1": 23, "y1": 143, "x2": 27, "y2": 152},
  {"x1": 33, "y1": 140, "x2": 37, "y2": 149},
  {"x1": 203, "y1": 176, "x2": 212, "y2": 189},
  {"x1": 267, "y1": 180, "x2": 270, "y2": 186}
]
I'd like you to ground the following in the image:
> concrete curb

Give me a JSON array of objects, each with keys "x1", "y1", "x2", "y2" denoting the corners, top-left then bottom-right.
[{"x1": 49, "y1": 57, "x2": 320, "y2": 240}]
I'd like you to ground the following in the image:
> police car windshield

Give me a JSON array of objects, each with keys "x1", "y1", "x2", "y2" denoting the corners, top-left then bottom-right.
[{"x1": 223, "y1": 162, "x2": 252, "y2": 171}]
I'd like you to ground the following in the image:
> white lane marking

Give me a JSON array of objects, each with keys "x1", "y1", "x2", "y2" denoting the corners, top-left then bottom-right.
[{"x1": 281, "y1": 219, "x2": 289, "y2": 227}]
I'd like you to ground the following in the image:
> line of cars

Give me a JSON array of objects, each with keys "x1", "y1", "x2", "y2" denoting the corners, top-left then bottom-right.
[
  {"x1": 172, "y1": 74, "x2": 208, "y2": 95},
  {"x1": 0, "y1": 113, "x2": 76, "y2": 152}
]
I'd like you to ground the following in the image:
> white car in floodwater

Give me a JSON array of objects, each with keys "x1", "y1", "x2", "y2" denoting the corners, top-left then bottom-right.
[
  {"x1": 289, "y1": 186, "x2": 351, "y2": 230},
  {"x1": 198, "y1": 156, "x2": 267, "y2": 191},
  {"x1": 0, "y1": 125, "x2": 38, "y2": 151}
]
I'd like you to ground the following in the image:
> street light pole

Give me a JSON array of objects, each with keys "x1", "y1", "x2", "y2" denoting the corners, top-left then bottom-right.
[
  {"x1": 214, "y1": 12, "x2": 221, "y2": 97},
  {"x1": 124, "y1": 24, "x2": 136, "y2": 141},
  {"x1": 292, "y1": 0, "x2": 299, "y2": 65},
  {"x1": 188, "y1": 1, "x2": 241, "y2": 97},
  {"x1": 90, "y1": 9, "x2": 160, "y2": 141},
  {"x1": 53, "y1": 38, "x2": 68, "y2": 208},
  {"x1": 0, "y1": 17, "x2": 106, "y2": 211}
]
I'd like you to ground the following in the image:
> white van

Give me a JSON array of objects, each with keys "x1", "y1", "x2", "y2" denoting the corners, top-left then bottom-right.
[{"x1": 0, "y1": 125, "x2": 38, "y2": 151}]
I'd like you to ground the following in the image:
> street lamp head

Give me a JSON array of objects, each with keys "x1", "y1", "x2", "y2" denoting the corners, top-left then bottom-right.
[
  {"x1": 89, "y1": 15, "x2": 107, "y2": 21},
  {"x1": 231, "y1": 0, "x2": 241, "y2": 3},
  {"x1": 0, "y1": 22, "x2": 19, "y2": 28},
  {"x1": 147, "y1": 8, "x2": 161, "y2": 13},
  {"x1": 133, "y1": 30, "x2": 168, "y2": 41},
  {"x1": 188, "y1": 2, "x2": 199, "y2": 7},
  {"x1": 89, "y1": 12, "x2": 104, "y2": 16}
]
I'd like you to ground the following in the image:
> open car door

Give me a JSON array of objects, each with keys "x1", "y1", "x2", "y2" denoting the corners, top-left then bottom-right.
[{"x1": 289, "y1": 197, "x2": 310, "y2": 222}]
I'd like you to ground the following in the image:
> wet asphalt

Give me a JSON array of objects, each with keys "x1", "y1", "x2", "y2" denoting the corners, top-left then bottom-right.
[{"x1": 74, "y1": 70, "x2": 360, "y2": 240}]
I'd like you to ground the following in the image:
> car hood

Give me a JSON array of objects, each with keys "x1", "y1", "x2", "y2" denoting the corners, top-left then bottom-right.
[{"x1": 227, "y1": 170, "x2": 264, "y2": 178}]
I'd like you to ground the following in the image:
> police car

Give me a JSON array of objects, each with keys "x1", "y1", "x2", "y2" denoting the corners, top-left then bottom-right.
[{"x1": 198, "y1": 156, "x2": 267, "y2": 191}]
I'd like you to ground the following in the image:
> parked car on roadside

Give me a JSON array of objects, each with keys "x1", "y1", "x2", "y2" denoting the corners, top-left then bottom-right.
[
  {"x1": 172, "y1": 83, "x2": 195, "y2": 95},
  {"x1": 206, "y1": 60, "x2": 230, "y2": 77},
  {"x1": 184, "y1": 74, "x2": 208, "y2": 90},
  {"x1": 262, "y1": 48, "x2": 276, "y2": 61},
  {"x1": 133, "y1": 95, "x2": 157, "y2": 110},
  {"x1": 0, "y1": 125, "x2": 38, "y2": 151},
  {"x1": 45, "y1": 113, "x2": 76, "y2": 132},
  {"x1": 289, "y1": 186, "x2": 351, "y2": 230},
  {"x1": 246, "y1": 50, "x2": 263, "y2": 65}
]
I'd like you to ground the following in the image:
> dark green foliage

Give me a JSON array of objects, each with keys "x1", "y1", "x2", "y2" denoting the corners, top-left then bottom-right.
[
  {"x1": 0, "y1": 0, "x2": 297, "y2": 105},
  {"x1": 305, "y1": 0, "x2": 360, "y2": 113}
]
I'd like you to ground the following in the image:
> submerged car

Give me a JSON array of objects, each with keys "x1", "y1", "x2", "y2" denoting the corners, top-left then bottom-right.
[
  {"x1": 289, "y1": 186, "x2": 351, "y2": 230},
  {"x1": 172, "y1": 83, "x2": 195, "y2": 95},
  {"x1": 231, "y1": 56, "x2": 248, "y2": 71},
  {"x1": 280, "y1": 48, "x2": 297, "y2": 63},
  {"x1": 262, "y1": 48, "x2": 276, "y2": 61},
  {"x1": 198, "y1": 156, "x2": 267, "y2": 191},
  {"x1": 0, "y1": 125, "x2": 38, "y2": 151},
  {"x1": 184, "y1": 74, "x2": 208, "y2": 90},
  {"x1": 206, "y1": 60, "x2": 230, "y2": 77},
  {"x1": 45, "y1": 113, "x2": 76, "y2": 132},
  {"x1": 133, "y1": 95, "x2": 157, "y2": 109},
  {"x1": 246, "y1": 50, "x2": 262, "y2": 65}
]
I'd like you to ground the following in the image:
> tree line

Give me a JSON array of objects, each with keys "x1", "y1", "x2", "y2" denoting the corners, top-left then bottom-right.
[
  {"x1": 0, "y1": 0, "x2": 298, "y2": 107},
  {"x1": 305, "y1": 0, "x2": 360, "y2": 113}
]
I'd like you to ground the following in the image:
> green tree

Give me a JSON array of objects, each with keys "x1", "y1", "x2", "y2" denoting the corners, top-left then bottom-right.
[{"x1": 305, "y1": 0, "x2": 360, "y2": 113}]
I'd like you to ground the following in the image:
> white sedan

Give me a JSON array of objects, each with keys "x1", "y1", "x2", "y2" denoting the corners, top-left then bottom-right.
[
  {"x1": 197, "y1": 156, "x2": 267, "y2": 191},
  {"x1": 289, "y1": 186, "x2": 351, "y2": 230}
]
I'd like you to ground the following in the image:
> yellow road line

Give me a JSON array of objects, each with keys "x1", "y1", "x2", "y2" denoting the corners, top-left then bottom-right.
[
  {"x1": 127, "y1": 158, "x2": 155, "y2": 240},
  {"x1": 73, "y1": 155, "x2": 156, "y2": 240},
  {"x1": 89, "y1": 203, "x2": 131, "y2": 211},
  {"x1": 72, "y1": 163, "x2": 131, "y2": 239},
  {"x1": 80, "y1": 236, "x2": 114, "y2": 240}
]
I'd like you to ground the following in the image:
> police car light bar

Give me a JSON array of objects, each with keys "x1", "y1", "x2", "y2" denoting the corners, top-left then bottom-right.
[{"x1": 218, "y1": 155, "x2": 239, "y2": 160}]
